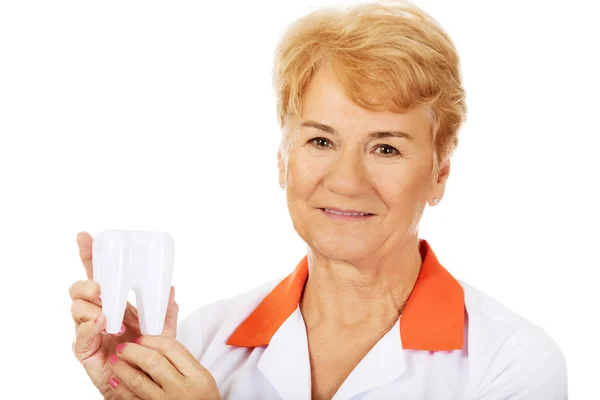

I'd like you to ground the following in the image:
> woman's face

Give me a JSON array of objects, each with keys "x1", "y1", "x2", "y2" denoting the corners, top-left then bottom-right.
[{"x1": 279, "y1": 65, "x2": 448, "y2": 262}]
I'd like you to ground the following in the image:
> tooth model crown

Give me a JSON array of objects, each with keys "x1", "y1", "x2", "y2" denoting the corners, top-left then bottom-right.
[{"x1": 92, "y1": 230, "x2": 175, "y2": 335}]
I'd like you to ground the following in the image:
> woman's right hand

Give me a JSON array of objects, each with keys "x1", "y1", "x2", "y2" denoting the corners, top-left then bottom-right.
[{"x1": 70, "y1": 232, "x2": 178, "y2": 399}]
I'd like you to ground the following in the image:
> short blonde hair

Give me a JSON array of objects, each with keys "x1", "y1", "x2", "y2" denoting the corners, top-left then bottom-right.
[{"x1": 273, "y1": 0, "x2": 467, "y2": 176}]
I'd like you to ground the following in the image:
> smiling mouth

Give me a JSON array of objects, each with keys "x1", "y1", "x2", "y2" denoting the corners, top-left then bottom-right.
[{"x1": 319, "y1": 208, "x2": 374, "y2": 217}]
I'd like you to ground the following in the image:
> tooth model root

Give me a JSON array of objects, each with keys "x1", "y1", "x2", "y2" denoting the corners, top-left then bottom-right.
[{"x1": 92, "y1": 230, "x2": 175, "y2": 336}]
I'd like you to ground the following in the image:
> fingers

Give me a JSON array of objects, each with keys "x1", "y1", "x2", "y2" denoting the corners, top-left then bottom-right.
[
  {"x1": 69, "y1": 280, "x2": 133, "y2": 332},
  {"x1": 71, "y1": 298, "x2": 102, "y2": 326},
  {"x1": 69, "y1": 280, "x2": 103, "y2": 329},
  {"x1": 76, "y1": 231, "x2": 94, "y2": 280},
  {"x1": 162, "y1": 286, "x2": 178, "y2": 338},
  {"x1": 69, "y1": 282, "x2": 137, "y2": 345},
  {"x1": 72, "y1": 314, "x2": 106, "y2": 361},
  {"x1": 106, "y1": 377, "x2": 143, "y2": 400},
  {"x1": 136, "y1": 336, "x2": 204, "y2": 378},
  {"x1": 69, "y1": 279, "x2": 101, "y2": 304},
  {"x1": 114, "y1": 342, "x2": 185, "y2": 388},
  {"x1": 108, "y1": 349, "x2": 165, "y2": 399}
]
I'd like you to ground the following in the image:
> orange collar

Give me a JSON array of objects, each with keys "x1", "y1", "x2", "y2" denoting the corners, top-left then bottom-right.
[{"x1": 226, "y1": 239, "x2": 465, "y2": 351}]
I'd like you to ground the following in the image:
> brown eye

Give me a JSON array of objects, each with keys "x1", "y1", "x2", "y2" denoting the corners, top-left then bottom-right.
[
  {"x1": 375, "y1": 144, "x2": 400, "y2": 157},
  {"x1": 309, "y1": 137, "x2": 332, "y2": 149}
]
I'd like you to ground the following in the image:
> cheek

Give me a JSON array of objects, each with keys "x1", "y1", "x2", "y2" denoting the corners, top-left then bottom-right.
[
  {"x1": 287, "y1": 151, "x2": 328, "y2": 198},
  {"x1": 371, "y1": 165, "x2": 429, "y2": 211}
]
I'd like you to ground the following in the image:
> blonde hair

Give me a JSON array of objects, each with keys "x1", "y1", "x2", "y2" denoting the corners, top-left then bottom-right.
[{"x1": 273, "y1": 0, "x2": 467, "y2": 177}]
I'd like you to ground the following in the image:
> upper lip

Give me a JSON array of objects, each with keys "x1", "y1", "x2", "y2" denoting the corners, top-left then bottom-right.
[{"x1": 320, "y1": 207, "x2": 373, "y2": 214}]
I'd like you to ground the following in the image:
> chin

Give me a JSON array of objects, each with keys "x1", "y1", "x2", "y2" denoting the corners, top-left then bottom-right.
[{"x1": 307, "y1": 232, "x2": 375, "y2": 262}]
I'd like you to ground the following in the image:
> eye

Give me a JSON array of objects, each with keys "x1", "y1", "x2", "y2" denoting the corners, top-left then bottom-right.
[
  {"x1": 308, "y1": 137, "x2": 333, "y2": 150},
  {"x1": 374, "y1": 144, "x2": 401, "y2": 157}
]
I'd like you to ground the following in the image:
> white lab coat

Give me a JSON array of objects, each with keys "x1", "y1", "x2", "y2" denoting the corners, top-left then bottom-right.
[{"x1": 176, "y1": 240, "x2": 567, "y2": 399}]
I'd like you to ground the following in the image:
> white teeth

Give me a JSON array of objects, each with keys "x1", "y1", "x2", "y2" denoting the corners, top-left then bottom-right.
[{"x1": 324, "y1": 208, "x2": 369, "y2": 216}]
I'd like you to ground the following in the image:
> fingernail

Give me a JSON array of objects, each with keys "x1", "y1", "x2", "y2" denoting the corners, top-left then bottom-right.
[
  {"x1": 108, "y1": 354, "x2": 119, "y2": 365},
  {"x1": 134, "y1": 337, "x2": 142, "y2": 344},
  {"x1": 98, "y1": 294, "x2": 102, "y2": 302},
  {"x1": 108, "y1": 377, "x2": 119, "y2": 388},
  {"x1": 93, "y1": 315, "x2": 100, "y2": 324},
  {"x1": 115, "y1": 343, "x2": 127, "y2": 353},
  {"x1": 118, "y1": 325, "x2": 125, "y2": 334}
]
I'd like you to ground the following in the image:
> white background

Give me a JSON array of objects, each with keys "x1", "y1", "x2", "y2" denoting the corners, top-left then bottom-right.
[{"x1": 1, "y1": 0, "x2": 598, "y2": 398}]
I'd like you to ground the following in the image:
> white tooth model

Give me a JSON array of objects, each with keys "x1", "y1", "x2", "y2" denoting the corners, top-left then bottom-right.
[{"x1": 92, "y1": 230, "x2": 175, "y2": 335}]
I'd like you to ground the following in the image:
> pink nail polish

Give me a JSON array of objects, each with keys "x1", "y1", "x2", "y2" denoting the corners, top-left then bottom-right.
[
  {"x1": 108, "y1": 377, "x2": 119, "y2": 388},
  {"x1": 108, "y1": 354, "x2": 119, "y2": 365},
  {"x1": 115, "y1": 343, "x2": 126, "y2": 354},
  {"x1": 98, "y1": 294, "x2": 102, "y2": 302},
  {"x1": 118, "y1": 325, "x2": 125, "y2": 334}
]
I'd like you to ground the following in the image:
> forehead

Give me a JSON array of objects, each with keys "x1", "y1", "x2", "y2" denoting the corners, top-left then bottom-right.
[{"x1": 299, "y1": 65, "x2": 431, "y2": 142}]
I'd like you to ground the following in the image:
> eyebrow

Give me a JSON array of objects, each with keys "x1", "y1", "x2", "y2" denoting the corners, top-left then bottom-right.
[{"x1": 298, "y1": 120, "x2": 414, "y2": 141}]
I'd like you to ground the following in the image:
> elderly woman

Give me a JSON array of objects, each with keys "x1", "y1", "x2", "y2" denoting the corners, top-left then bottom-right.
[{"x1": 69, "y1": 1, "x2": 567, "y2": 399}]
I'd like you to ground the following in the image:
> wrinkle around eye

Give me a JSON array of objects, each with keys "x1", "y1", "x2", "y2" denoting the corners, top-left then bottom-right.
[
  {"x1": 302, "y1": 137, "x2": 410, "y2": 159},
  {"x1": 307, "y1": 137, "x2": 334, "y2": 150},
  {"x1": 372, "y1": 144, "x2": 402, "y2": 158}
]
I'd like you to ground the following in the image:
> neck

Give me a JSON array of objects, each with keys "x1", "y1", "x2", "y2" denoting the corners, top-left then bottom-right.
[{"x1": 299, "y1": 236, "x2": 423, "y2": 332}]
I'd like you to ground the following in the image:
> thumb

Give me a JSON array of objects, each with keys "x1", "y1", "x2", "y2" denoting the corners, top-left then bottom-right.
[
  {"x1": 162, "y1": 286, "x2": 178, "y2": 338},
  {"x1": 76, "y1": 231, "x2": 94, "y2": 280}
]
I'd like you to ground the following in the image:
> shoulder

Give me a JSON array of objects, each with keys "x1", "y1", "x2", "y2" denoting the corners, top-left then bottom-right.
[
  {"x1": 460, "y1": 280, "x2": 534, "y2": 330},
  {"x1": 459, "y1": 281, "x2": 567, "y2": 399},
  {"x1": 176, "y1": 277, "x2": 281, "y2": 359}
]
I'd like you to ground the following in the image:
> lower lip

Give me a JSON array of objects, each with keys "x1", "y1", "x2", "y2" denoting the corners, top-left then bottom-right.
[{"x1": 319, "y1": 209, "x2": 374, "y2": 221}]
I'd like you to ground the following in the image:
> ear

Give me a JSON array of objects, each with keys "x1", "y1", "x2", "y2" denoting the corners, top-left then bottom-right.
[
  {"x1": 277, "y1": 150, "x2": 286, "y2": 189},
  {"x1": 436, "y1": 158, "x2": 451, "y2": 184},
  {"x1": 429, "y1": 159, "x2": 451, "y2": 206}
]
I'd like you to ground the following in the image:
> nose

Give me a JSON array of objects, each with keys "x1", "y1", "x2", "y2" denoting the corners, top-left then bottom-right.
[{"x1": 323, "y1": 146, "x2": 371, "y2": 196}]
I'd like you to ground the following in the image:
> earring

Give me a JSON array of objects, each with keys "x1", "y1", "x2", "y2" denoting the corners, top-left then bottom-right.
[{"x1": 432, "y1": 198, "x2": 439, "y2": 205}]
